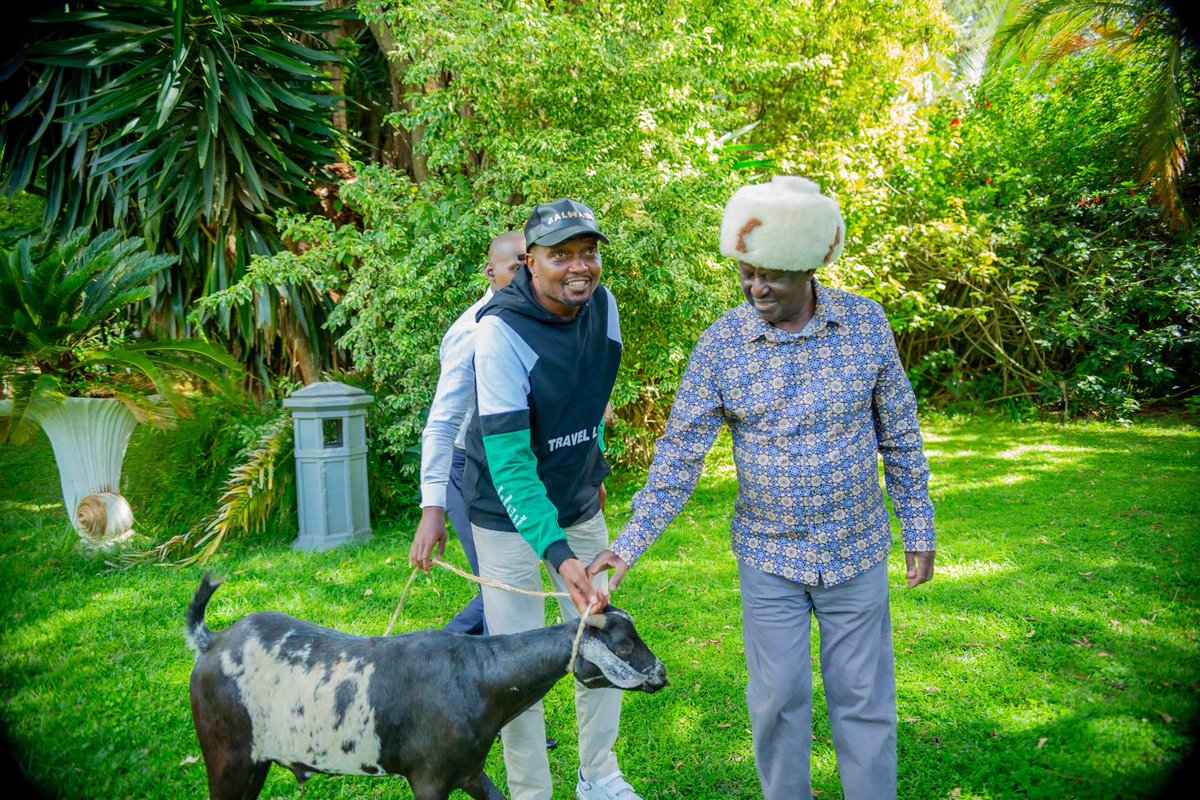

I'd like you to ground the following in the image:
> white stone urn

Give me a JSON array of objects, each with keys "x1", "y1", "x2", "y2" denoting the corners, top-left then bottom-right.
[{"x1": 30, "y1": 397, "x2": 138, "y2": 545}]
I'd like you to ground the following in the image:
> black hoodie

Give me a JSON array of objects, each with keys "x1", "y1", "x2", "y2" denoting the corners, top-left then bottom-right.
[{"x1": 462, "y1": 265, "x2": 622, "y2": 569}]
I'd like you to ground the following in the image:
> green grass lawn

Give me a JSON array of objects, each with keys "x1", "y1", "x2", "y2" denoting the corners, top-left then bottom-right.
[{"x1": 1, "y1": 413, "x2": 1198, "y2": 799}]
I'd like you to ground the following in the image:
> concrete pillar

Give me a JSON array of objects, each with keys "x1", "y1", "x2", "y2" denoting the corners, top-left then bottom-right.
[{"x1": 282, "y1": 382, "x2": 374, "y2": 551}]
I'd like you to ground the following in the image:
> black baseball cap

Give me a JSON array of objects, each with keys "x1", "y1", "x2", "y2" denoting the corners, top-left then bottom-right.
[{"x1": 523, "y1": 198, "x2": 610, "y2": 250}]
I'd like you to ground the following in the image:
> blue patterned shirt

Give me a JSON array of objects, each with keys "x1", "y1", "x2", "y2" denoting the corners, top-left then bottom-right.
[{"x1": 611, "y1": 280, "x2": 935, "y2": 586}]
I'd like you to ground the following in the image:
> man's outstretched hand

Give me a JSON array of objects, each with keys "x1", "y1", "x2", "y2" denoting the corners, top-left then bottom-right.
[
  {"x1": 905, "y1": 550, "x2": 935, "y2": 588},
  {"x1": 559, "y1": 558, "x2": 607, "y2": 613},
  {"x1": 587, "y1": 549, "x2": 630, "y2": 591}
]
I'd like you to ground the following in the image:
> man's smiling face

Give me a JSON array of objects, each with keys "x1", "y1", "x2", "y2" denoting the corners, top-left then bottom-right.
[
  {"x1": 738, "y1": 261, "x2": 816, "y2": 327},
  {"x1": 527, "y1": 235, "x2": 602, "y2": 317}
]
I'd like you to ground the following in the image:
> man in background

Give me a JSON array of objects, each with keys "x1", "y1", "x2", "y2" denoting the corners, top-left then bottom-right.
[{"x1": 410, "y1": 231, "x2": 525, "y2": 636}]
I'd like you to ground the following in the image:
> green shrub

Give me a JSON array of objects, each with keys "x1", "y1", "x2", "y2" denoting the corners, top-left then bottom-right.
[
  {"x1": 0, "y1": 193, "x2": 42, "y2": 235},
  {"x1": 809, "y1": 54, "x2": 1199, "y2": 418}
]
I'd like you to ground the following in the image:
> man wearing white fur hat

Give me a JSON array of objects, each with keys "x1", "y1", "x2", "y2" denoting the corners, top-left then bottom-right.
[{"x1": 589, "y1": 176, "x2": 935, "y2": 799}]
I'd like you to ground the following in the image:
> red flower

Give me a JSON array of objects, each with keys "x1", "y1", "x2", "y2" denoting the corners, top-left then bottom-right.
[
  {"x1": 985, "y1": 101, "x2": 992, "y2": 108},
  {"x1": 1128, "y1": 188, "x2": 1136, "y2": 195},
  {"x1": 1094, "y1": 196, "x2": 1102, "y2": 204},
  {"x1": 1079, "y1": 198, "x2": 1088, "y2": 205},
  {"x1": 986, "y1": 177, "x2": 992, "y2": 184},
  {"x1": 950, "y1": 118, "x2": 961, "y2": 126}
]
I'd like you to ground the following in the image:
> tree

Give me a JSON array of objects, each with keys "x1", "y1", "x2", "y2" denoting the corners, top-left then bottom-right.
[
  {"x1": 0, "y1": 0, "x2": 353, "y2": 382},
  {"x1": 985, "y1": 0, "x2": 1197, "y2": 227},
  {"x1": 201, "y1": 0, "x2": 959, "y2": 462}
]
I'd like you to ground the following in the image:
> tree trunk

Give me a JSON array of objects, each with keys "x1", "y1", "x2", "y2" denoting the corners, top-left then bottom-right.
[
  {"x1": 365, "y1": 17, "x2": 425, "y2": 181},
  {"x1": 323, "y1": 0, "x2": 354, "y2": 148}
]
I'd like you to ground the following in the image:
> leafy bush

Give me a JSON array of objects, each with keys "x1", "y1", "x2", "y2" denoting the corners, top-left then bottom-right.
[
  {"x1": 810, "y1": 53, "x2": 1199, "y2": 418},
  {"x1": 201, "y1": 0, "x2": 952, "y2": 466}
]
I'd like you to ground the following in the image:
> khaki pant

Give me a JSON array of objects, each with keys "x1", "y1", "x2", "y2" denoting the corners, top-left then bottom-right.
[{"x1": 472, "y1": 511, "x2": 622, "y2": 800}]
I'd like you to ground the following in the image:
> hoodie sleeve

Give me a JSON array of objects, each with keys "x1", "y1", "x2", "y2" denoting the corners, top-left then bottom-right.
[{"x1": 474, "y1": 314, "x2": 576, "y2": 568}]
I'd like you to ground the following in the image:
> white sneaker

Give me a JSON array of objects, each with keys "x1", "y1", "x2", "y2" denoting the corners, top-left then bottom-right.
[{"x1": 576, "y1": 766, "x2": 643, "y2": 800}]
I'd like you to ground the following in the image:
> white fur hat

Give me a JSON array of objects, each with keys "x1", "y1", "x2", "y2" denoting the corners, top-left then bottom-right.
[{"x1": 719, "y1": 176, "x2": 844, "y2": 271}]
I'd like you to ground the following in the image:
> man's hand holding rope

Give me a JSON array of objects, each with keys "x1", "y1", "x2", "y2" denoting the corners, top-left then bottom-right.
[
  {"x1": 409, "y1": 507, "x2": 448, "y2": 571},
  {"x1": 559, "y1": 557, "x2": 608, "y2": 613}
]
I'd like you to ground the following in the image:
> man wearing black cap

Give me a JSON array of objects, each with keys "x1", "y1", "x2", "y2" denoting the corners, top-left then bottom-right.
[{"x1": 463, "y1": 198, "x2": 641, "y2": 800}]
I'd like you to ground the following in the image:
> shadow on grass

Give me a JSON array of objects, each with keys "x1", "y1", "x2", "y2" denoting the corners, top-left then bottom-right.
[
  {"x1": 605, "y1": 417, "x2": 1199, "y2": 798},
  {"x1": 1, "y1": 415, "x2": 1197, "y2": 798}
]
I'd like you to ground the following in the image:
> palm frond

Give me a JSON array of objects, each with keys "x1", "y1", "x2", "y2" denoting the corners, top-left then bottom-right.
[
  {"x1": 0, "y1": 226, "x2": 176, "y2": 354},
  {"x1": 0, "y1": 372, "x2": 64, "y2": 445},
  {"x1": 102, "y1": 339, "x2": 243, "y2": 400},
  {"x1": 151, "y1": 413, "x2": 294, "y2": 566},
  {"x1": 990, "y1": 1, "x2": 1109, "y2": 73},
  {"x1": 82, "y1": 348, "x2": 185, "y2": 412},
  {"x1": 115, "y1": 338, "x2": 243, "y2": 373},
  {"x1": 987, "y1": 1, "x2": 1172, "y2": 73},
  {"x1": 101, "y1": 385, "x2": 178, "y2": 428},
  {"x1": 1138, "y1": 36, "x2": 1189, "y2": 228}
]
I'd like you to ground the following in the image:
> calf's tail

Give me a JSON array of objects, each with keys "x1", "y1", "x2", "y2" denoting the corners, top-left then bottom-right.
[{"x1": 185, "y1": 571, "x2": 224, "y2": 657}]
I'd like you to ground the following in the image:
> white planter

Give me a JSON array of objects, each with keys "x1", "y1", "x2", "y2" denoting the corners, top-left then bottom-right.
[{"x1": 30, "y1": 397, "x2": 138, "y2": 545}]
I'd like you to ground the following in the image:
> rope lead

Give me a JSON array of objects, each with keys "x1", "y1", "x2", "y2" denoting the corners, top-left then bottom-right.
[{"x1": 385, "y1": 559, "x2": 598, "y2": 675}]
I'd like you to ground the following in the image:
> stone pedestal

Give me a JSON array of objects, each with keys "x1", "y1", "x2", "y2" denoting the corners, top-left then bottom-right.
[{"x1": 283, "y1": 382, "x2": 374, "y2": 551}]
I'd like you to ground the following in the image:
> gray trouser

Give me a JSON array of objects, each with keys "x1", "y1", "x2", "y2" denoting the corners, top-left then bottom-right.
[
  {"x1": 739, "y1": 559, "x2": 897, "y2": 800},
  {"x1": 473, "y1": 511, "x2": 621, "y2": 800}
]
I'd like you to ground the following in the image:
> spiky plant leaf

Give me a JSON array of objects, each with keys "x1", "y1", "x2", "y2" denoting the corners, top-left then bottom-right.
[
  {"x1": 101, "y1": 385, "x2": 178, "y2": 428},
  {"x1": 83, "y1": 349, "x2": 187, "y2": 415},
  {"x1": 128, "y1": 413, "x2": 293, "y2": 565},
  {"x1": 0, "y1": 371, "x2": 64, "y2": 445},
  {"x1": 1, "y1": 0, "x2": 355, "y2": 379},
  {"x1": 101, "y1": 339, "x2": 243, "y2": 401}
]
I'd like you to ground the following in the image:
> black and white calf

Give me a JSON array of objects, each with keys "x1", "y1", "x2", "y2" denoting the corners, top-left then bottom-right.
[{"x1": 185, "y1": 572, "x2": 666, "y2": 800}]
